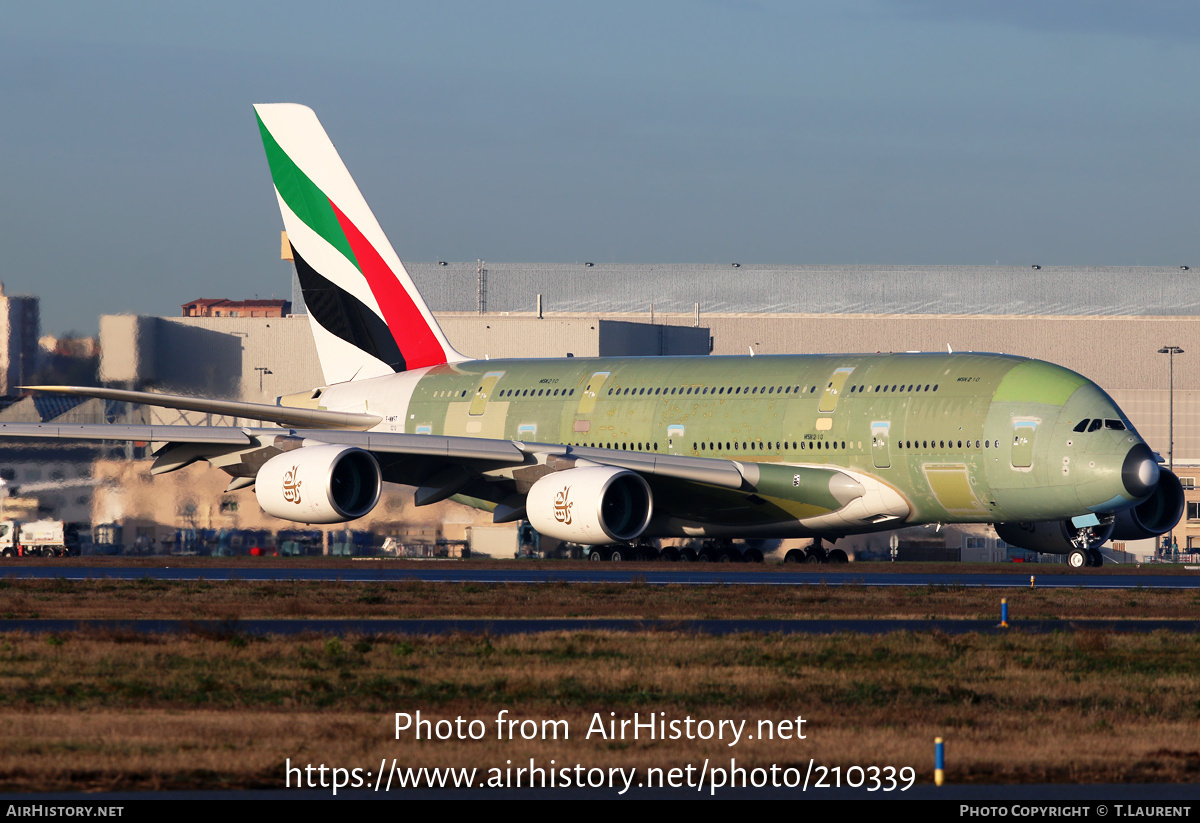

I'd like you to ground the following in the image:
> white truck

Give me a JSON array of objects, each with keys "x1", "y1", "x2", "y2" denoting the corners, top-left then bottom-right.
[{"x1": 0, "y1": 520, "x2": 78, "y2": 557}]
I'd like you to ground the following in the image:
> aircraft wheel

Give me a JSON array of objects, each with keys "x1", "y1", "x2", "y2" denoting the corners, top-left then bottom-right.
[
  {"x1": 827, "y1": 549, "x2": 848, "y2": 564},
  {"x1": 783, "y1": 549, "x2": 805, "y2": 564},
  {"x1": 607, "y1": 548, "x2": 624, "y2": 562},
  {"x1": 679, "y1": 549, "x2": 696, "y2": 562},
  {"x1": 1, "y1": 547, "x2": 13, "y2": 557},
  {"x1": 716, "y1": 551, "x2": 732, "y2": 562},
  {"x1": 1088, "y1": 549, "x2": 1104, "y2": 567},
  {"x1": 589, "y1": 550, "x2": 604, "y2": 562},
  {"x1": 745, "y1": 548, "x2": 764, "y2": 563},
  {"x1": 805, "y1": 549, "x2": 826, "y2": 564},
  {"x1": 1067, "y1": 549, "x2": 1088, "y2": 569}
]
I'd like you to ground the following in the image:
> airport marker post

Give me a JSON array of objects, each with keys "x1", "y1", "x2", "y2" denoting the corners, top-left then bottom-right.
[{"x1": 934, "y1": 737, "x2": 945, "y2": 786}]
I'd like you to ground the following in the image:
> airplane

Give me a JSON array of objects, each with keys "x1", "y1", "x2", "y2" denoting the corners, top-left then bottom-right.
[{"x1": 0, "y1": 104, "x2": 1183, "y2": 568}]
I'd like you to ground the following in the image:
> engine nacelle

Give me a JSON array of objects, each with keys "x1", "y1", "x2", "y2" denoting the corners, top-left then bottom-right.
[
  {"x1": 256, "y1": 444, "x2": 381, "y2": 524},
  {"x1": 1111, "y1": 469, "x2": 1184, "y2": 541},
  {"x1": 526, "y1": 466, "x2": 652, "y2": 544},
  {"x1": 995, "y1": 518, "x2": 1114, "y2": 554}
]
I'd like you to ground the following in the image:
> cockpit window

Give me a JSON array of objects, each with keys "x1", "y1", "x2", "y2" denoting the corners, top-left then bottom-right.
[
  {"x1": 1104, "y1": 419, "x2": 1126, "y2": 431},
  {"x1": 1073, "y1": 419, "x2": 1090, "y2": 433},
  {"x1": 1087, "y1": 419, "x2": 1103, "y2": 432}
]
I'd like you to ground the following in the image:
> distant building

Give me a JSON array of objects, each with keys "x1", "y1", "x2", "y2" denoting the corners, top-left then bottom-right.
[
  {"x1": 0, "y1": 283, "x2": 39, "y2": 395},
  {"x1": 181, "y1": 298, "x2": 290, "y2": 318}
]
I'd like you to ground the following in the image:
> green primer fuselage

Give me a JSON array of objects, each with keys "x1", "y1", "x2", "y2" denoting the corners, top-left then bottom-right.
[{"x1": 331, "y1": 351, "x2": 1145, "y2": 538}]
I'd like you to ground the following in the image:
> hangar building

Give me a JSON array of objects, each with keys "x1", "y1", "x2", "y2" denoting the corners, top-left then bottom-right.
[{"x1": 89, "y1": 261, "x2": 1200, "y2": 558}]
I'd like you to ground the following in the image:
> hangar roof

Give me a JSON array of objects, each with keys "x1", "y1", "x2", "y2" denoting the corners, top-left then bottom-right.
[{"x1": 406, "y1": 263, "x2": 1199, "y2": 317}]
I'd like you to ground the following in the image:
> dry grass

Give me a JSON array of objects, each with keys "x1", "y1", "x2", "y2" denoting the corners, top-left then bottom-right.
[
  {"x1": 1, "y1": 577, "x2": 1198, "y2": 620},
  {"x1": 0, "y1": 628, "x2": 1198, "y2": 789},
  {"x1": 1, "y1": 570, "x2": 1197, "y2": 790}
]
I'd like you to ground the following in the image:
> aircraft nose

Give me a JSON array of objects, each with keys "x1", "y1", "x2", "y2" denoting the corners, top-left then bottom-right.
[{"x1": 1122, "y1": 443, "x2": 1160, "y2": 499}]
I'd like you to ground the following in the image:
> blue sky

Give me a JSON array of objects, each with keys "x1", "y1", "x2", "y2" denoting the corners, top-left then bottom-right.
[{"x1": 2, "y1": 1, "x2": 1198, "y2": 334}]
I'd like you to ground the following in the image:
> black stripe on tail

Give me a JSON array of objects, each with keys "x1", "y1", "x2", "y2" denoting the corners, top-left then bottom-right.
[{"x1": 292, "y1": 245, "x2": 407, "y2": 372}]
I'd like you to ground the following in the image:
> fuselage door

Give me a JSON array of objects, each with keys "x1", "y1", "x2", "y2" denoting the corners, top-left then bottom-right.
[
  {"x1": 576, "y1": 371, "x2": 610, "y2": 416},
  {"x1": 871, "y1": 421, "x2": 892, "y2": 469},
  {"x1": 468, "y1": 371, "x2": 505, "y2": 416},
  {"x1": 1011, "y1": 418, "x2": 1038, "y2": 468},
  {"x1": 818, "y1": 367, "x2": 855, "y2": 413}
]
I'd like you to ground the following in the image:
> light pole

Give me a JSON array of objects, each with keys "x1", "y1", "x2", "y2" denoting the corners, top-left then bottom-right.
[
  {"x1": 1158, "y1": 346, "x2": 1184, "y2": 558},
  {"x1": 255, "y1": 367, "x2": 273, "y2": 394}
]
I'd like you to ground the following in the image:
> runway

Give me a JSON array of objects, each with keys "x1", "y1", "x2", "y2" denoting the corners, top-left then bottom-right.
[{"x1": 2, "y1": 564, "x2": 1198, "y2": 588}]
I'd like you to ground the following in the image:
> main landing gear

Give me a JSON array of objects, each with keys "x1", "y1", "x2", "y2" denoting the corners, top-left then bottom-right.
[
  {"x1": 584, "y1": 538, "x2": 767, "y2": 562},
  {"x1": 783, "y1": 538, "x2": 848, "y2": 565}
]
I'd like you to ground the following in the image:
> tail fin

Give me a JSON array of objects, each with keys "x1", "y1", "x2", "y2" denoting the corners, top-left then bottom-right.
[{"x1": 254, "y1": 103, "x2": 466, "y2": 384}]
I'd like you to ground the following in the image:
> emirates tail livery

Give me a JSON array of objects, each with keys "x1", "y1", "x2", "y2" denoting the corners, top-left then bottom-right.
[{"x1": 0, "y1": 105, "x2": 1181, "y2": 567}]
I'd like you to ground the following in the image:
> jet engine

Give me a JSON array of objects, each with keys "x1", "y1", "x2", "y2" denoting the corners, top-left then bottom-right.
[
  {"x1": 995, "y1": 518, "x2": 1114, "y2": 554},
  {"x1": 1110, "y1": 469, "x2": 1184, "y2": 541},
  {"x1": 526, "y1": 466, "x2": 652, "y2": 544},
  {"x1": 255, "y1": 444, "x2": 381, "y2": 524}
]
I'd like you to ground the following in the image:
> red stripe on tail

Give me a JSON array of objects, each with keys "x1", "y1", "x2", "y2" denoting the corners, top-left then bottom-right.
[{"x1": 329, "y1": 201, "x2": 447, "y2": 371}]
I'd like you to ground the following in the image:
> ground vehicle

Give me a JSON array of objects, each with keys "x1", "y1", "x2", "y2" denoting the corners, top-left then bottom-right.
[{"x1": 0, "y1": 520, "x2": 79, "y2": 557}]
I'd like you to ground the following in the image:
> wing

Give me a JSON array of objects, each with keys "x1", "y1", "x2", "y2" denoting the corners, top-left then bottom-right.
[
  {"x1": 0, "y1": 420, "x2": 909, "y2": 539},
  {"x1": 20, "y1": 385, "x2": 381, "y2": 430}
]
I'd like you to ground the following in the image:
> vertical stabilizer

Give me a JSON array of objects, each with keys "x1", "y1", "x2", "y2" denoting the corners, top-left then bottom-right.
[{"x1": 254, "y1": 103, "x2": 466, "y2": 384}]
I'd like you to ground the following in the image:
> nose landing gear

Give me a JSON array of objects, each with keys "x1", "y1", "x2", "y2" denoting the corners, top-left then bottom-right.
[{"x1": 1067, "y1": 548, "x2": 1105, "y2": 567}]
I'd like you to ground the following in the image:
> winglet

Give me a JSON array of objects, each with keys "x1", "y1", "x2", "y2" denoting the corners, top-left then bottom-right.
[{"x1": 254, "y1": 104, "x2": 467, "y2": 384}]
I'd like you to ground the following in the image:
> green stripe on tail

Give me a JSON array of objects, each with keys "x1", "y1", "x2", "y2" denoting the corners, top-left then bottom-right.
[{"x1": 256, "y1": 112, "x2": 359, "y2": 268}]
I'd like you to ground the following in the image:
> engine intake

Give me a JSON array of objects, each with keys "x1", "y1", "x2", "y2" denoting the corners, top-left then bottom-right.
[
  {"x1": 526, "y1": 466, "x2": 652, "y2": 544},
  {"x1": 1111, "y1": 469, "x2": 1184, "y2": 541},
  {"x1": 256, "y1": 444, "x2": 381, "y2": 524}
]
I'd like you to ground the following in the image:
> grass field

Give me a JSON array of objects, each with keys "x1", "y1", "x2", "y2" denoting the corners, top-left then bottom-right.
[{"x1": 0, "y1": 564, "x2": 1198, "y2": 792}]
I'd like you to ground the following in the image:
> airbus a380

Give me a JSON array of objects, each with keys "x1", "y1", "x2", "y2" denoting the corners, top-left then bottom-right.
[{"x1": 0, "y1": 104, "x2": 1182, "y2": 568}]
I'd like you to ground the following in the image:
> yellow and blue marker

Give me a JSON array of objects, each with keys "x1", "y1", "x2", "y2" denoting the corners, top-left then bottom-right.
[{"x1": 935, "y1": 737, "x2": 945, "y2": 786}]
